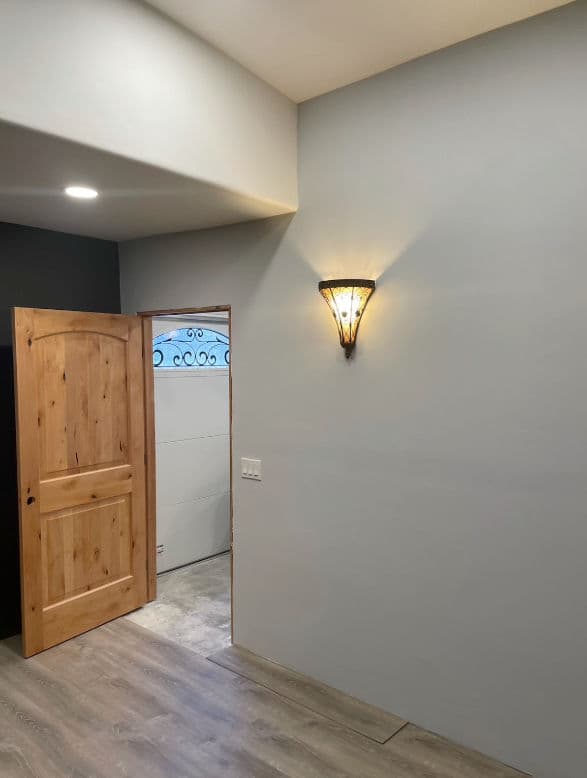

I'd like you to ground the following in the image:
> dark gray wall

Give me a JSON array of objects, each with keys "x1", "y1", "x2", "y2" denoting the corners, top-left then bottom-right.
[
  {"x1": 120, "y1": 4, "x2": 587, "y2": 776},
  {"x1": 0, "y1": 221, "x2": 120, "y2": 639},
  {"x1": 0, "y1": 221, "x2": 120, "y2": 345}
]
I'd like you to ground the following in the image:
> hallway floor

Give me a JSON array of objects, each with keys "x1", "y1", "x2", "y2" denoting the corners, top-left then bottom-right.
[
  {"x1": 0, "y1": 618, "x2": 527, "y2": 777},
  {"x1": 0, "y1": 552, "x2": 528, "y2": 776},
  {"x1": 126, "y1": 552, "x2": 231, "y2": 656}
]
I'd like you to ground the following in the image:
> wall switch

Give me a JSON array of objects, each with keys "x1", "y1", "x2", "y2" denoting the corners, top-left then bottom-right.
[{"x1": 241, "y1": 458, "x2": 262, "y2": 480}]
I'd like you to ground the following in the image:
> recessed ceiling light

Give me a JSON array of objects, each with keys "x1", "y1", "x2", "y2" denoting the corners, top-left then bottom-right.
[{"x1": 64, "y1": 185, "x2": 99, "y2": 199}]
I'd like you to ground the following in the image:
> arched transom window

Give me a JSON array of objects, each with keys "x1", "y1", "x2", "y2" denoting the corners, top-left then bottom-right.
[{"x1": 153, "y1": 327, "x2": 230, "y2": 368}]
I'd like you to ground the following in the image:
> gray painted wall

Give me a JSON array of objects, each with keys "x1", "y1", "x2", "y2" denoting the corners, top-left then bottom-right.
[
  {"x1": 120, "y1": 4, "x2": 587, "y2": 775},
  {"x1": 0, "y1": 221, "x2": 120, "y2": 346}
]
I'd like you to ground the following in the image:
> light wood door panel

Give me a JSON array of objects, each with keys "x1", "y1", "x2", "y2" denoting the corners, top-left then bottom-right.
[
  {"x1": 13, "y1": 308, "x2": 148, "y2": 657},
  {"x1": 37, "y1": 332, "x2": 129, "y2": 477},
  {"x1": 43, "y1": 496, "x2": 132, "y2": 606}
]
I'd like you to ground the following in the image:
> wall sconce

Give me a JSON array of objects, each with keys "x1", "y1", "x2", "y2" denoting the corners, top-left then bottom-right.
[{"x1": 318, "y1": 279, "x2": 376, "y2": 358}]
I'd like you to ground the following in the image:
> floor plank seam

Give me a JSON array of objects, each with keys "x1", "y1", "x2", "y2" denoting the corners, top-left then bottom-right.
[
  {"x1": 380, "y1": 719, "x2": 411, "y2": 744},
  {"x1": 207, "y1": 651, "x2": 401, "y2": 747}
]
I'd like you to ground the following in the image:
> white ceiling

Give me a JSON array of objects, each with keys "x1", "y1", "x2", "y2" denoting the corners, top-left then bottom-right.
[
  {"x1": 0, "y1": 121, "x2": 292, "y2": 241},
  {"x1": 147, "y1": 0, "x2": 573, "y2": 102}
]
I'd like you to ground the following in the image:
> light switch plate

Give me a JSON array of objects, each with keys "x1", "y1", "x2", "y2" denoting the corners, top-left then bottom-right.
[{"x1": 241, "y1": 458, "x2": 262, "y2": 480}]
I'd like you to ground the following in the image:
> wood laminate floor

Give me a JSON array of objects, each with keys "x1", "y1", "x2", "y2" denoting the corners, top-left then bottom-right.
[
  {"x1": 208, "y1": 644, "x2": 407, "y2": 743},
  {"x1": 0, "y1": 618, "x2": 528, "y2": 778}
]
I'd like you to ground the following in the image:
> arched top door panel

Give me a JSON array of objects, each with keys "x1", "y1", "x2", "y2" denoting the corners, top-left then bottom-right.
[
  {"x1": 28, "y1": 308, "x2": 130, "y2": 341},
  {"x1": 35, "y1": 330, "x2": 129, "y2": 478}
]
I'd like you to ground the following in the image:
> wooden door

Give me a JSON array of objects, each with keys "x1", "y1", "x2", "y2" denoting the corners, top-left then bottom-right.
[{"x1": 13, "y1": 308, "x2": 149, "y2": 657}]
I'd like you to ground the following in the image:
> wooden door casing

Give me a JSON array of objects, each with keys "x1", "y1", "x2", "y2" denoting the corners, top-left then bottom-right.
[{"x1": 13, "y1": 308, "x2": 148, "y2": 656}]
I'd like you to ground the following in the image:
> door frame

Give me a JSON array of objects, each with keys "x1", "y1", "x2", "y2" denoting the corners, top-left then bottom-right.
[{"x1": 138, "y1": 305, "x2": 234, "y2": 643}]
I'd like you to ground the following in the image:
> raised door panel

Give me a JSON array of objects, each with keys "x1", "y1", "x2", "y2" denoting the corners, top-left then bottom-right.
[
  {"x1": 43, "y1": 496, "x2": 132, "y2": 607},
  {"x1": 37, "y1": 333, "x2": 129, "y2": 477}
]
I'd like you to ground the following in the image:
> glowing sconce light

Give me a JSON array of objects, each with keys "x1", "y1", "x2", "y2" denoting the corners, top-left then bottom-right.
[{"x1": 319, "y1": 279, "x2": 376, "y2": 358}]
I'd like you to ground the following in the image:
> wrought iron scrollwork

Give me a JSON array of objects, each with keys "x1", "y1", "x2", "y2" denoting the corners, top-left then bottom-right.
[{"x1": 153, "y1": 327, "x2": 230, "y2": 368}]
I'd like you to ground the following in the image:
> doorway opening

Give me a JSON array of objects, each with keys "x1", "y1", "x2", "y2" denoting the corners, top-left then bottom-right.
[{"x1": 130, "y1": 306, "x2": 233, "y2": 656}]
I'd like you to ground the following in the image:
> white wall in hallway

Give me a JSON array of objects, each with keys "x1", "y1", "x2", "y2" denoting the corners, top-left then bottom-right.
[
  {"x1": 153, "y1": 316, "x2": 230, "y2": 572},
  {"x1": 0, "y1": 0, "x2": 297, "y2": 214}
]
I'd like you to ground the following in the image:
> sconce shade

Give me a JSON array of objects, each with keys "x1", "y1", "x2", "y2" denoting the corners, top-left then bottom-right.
[{"x1": 319, "y1": 279, "x2": 375, "y2": 358}]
